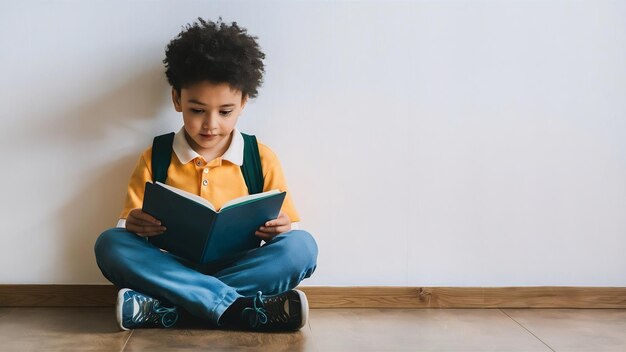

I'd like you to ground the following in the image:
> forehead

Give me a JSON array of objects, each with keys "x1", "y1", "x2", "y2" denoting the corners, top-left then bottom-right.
[{"x1": 181, "y1": 81, "x2": 242, "y2": 104}]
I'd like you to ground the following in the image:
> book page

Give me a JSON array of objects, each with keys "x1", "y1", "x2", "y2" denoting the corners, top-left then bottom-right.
[
  {"x1": 156, "y1": 182, "x2": 216, "y2": 211},
  {"x1": 220, "y1": 189, "x2": 281, "y2": 212}
]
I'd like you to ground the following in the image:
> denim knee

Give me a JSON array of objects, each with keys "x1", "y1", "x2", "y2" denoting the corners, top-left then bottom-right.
[
  {"x1": 94, "y1": 228, "x2": 125, "y2": 284},
  {"x1": 94, "y1": 228, "x2": 123, "y2": 262},
  {"x1": 275, "y1": 230, "x2": 318, "y2": 278},
  {"x1": 292, "y1": 230, "x2": 318, "y2": 264}
]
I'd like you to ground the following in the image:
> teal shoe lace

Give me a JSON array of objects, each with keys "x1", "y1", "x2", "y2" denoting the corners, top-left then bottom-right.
[
  {"x1": 242, "y1": 291, "x2": 294, "y2": 329},
  {"x1": 130, "y1": 294, "x2": 179, "y2": 328},
  {"x1": 242, "y1": 291, "x2": 268, "y2": 328}
]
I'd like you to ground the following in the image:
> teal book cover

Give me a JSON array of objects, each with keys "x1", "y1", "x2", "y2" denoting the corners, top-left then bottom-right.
[{"x1": 142, "y1": 182, "x2": 286, "y2": 265}]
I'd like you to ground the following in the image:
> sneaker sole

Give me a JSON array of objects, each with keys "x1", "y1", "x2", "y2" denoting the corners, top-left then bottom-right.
[
  {"x1": 117, "y1": 288, "x2": 132, "y2": 331},
  {"x1": 294, "y1": 289, "x2": 309, "y2": 330}
]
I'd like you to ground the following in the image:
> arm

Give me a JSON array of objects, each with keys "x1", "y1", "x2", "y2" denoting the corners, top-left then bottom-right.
[{"x1": 119, "y1": 149, "x2": 166, "y2": 237}]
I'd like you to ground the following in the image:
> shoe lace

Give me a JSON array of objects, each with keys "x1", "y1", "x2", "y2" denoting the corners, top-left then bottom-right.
[
  {"x1": 242, "y1": 291, "x2": 290, "y2": 328},
  {"x1": 132, "y1": 294, "x2": 179, "y2": 328},
  {"x1": 242, "y1": 291, "x2": 268, "y2": 328}
]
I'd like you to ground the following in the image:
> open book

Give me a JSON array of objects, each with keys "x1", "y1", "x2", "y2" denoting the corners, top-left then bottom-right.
[{"x1": 142, "y1": 181, "x2": 286, "y2": 265}]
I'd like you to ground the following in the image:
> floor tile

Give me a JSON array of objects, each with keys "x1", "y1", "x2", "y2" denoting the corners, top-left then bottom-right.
[
  {"x1": 0, "y1": 307, "x2": 130, "y2": 352},
  {"x1": 3, "y1": 307, "x2": 623, "y2": 352},
  {"x1": 308, "y1": 308, "x2": 552, "y2": 352},
  {"x1": 503, "y1": 309, "x2": 626, "y2": 352},
  {"x1": 124, "y1": 321, "x2": 317, "y2": 351}
]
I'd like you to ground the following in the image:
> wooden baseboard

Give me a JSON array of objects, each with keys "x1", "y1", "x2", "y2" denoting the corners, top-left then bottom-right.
[
  {"x1": 300, "y1": 286, "x2": 626, "y2": 308},
  {"x1": 0, "y1": 285, "x2": 624, "y2": 308}
]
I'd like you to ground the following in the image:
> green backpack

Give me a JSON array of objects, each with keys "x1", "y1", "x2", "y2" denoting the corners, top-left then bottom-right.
[{"x1": 151, "y1": 132, "x2": 264, "y2": 195}]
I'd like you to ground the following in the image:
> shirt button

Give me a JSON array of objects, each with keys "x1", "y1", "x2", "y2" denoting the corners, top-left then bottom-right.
[
  {"x1": 203, "y1": 168, "x2": 209, "y2": 174},
  {"x1": 196, "y1": 160, "x2": 202, "y2": 166},
  {"x1": 202, "y1": 179, "x2": 208, "y2": 186}
]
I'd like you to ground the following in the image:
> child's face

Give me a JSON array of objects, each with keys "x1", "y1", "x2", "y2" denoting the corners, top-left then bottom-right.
[{"x1": 172, "y1": 81, "x2": 247, "y2": 158}]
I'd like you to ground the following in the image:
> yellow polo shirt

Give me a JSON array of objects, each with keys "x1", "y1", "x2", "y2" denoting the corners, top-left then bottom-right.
[{"x1": 117, "y1": 127, "x2": 300, "y2": 227}]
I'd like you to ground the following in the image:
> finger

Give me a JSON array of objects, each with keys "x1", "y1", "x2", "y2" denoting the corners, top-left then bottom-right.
[
  {"x1": 126, "y1": 221, "x2": 165, "y2": 233},
  {"x1": 259, "y1": 224, "x2": 292, "y2": 235},
  {"x1": 128, "y1": 224, "x2": 166, "y2": 234},
  {"x1": 259, "y1": 225, "x2": 279, "y2": 234},
  {"x1": 266, "y1": 216, "x2": 290, "y2": 228},
  {"x1": 134, "y1": 211, "x2": 162, "y2": 225},
  {"x1": 129, "y1": 217, "x2": 162, "y2": 227},
  {"x1": 254, "y1": 231, "x2": 274, "y2": 241},
  {"x1": 265, "y1": 225, "x2": 290, "y2": 235},
  {"x1": 254, "y1": 231, "x2": 271, "y2": 240},
  {"x1": 266, "y1": 219, "x2": 288, "y2": 227},
  {"x1": 136, "y1": 230, "x2": 165, "y2": 237},
  {"x1": 137, "y1": 230, "x2": 165, "y2": 237}
]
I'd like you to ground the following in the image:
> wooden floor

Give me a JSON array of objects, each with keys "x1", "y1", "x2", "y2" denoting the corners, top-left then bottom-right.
[{"x1": 0, "y1": 308, "x2": 624, "y2": 351}]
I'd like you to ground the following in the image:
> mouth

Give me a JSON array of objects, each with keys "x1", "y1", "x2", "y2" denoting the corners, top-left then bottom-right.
[{"x1": 200, "y1": 133, "x2": 218, "y2": 139}]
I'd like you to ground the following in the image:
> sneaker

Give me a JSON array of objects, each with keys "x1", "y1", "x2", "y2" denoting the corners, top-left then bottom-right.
[
  {"x1": 241, "y1": 289, "x2": 309, "y2": 331},
  {"x1": 116, "y1": 288, "x2": 179, "y2": 331}
]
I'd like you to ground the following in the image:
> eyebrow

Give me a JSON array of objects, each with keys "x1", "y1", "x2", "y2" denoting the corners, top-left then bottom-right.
[{"x1": 187, "y1": 99, "x2": 235, "y2": 108}]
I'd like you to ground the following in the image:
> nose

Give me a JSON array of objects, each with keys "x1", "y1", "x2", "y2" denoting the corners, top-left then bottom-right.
[{"x1": 202, "y1": 114, "x2": 219, "y2": 131}]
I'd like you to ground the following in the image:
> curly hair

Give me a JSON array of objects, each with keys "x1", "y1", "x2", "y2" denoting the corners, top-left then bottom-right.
[{"x1": 163, "y1": 18, "x2": 265, "y2": 99}]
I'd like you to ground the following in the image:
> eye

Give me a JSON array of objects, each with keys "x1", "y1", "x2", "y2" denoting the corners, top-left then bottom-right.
[
  {"x1": 190, "y1": 108, "x2": 204, "y2": 114},
  {"x1": 220, "y1": 110, "x2": 233, "y2": 117}
]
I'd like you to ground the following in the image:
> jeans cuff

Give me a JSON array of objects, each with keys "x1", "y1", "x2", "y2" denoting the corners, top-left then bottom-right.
[{"x1": 210, "y1": 289, "x2": 243, "y2": 325}]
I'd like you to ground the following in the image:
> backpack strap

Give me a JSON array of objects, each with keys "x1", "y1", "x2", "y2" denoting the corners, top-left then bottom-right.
[
  {"x1": 151, "y1": 132, "x2": 175, "y2": 183},
  {"x1": 240, "y1": 133, "x2": 264, "y2": 195}
]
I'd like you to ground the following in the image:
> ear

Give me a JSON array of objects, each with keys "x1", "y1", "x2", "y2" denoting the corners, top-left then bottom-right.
[{"x1": 172, "y1": 88, "x2": 182, "y2": 112}]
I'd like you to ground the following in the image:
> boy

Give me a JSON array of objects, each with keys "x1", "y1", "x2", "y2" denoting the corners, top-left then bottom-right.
[{"x1": 94, "y1": 18, "x2": 318, "y2": 332}]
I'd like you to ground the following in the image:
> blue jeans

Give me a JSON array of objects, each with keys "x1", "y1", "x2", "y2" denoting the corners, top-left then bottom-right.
[{"x1": 94, "y1": 228, "x2": 318, "y2": 326}]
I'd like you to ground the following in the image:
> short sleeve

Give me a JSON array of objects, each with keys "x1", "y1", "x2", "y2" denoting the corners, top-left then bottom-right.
[
  {"x1": 257, "y1": 142, "x2": 301, "y2": 223},
  {"x1": 119, "y1": 148, "x2": 153, "y2": 219}
]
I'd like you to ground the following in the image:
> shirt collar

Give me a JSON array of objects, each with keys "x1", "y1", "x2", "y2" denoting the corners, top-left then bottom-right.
[{"x1": 172, "y1": 127, "x2": 244, "y2": 166}]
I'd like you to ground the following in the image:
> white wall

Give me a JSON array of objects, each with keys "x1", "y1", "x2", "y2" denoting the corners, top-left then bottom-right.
[{"x1": 1, "y1": 0, "x2": 624, "y2": 286}]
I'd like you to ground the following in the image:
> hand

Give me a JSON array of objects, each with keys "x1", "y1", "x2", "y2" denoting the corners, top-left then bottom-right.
[
  {"x1": 126, "y1": 208, "x2": 166, "y2": 237},
  {"x1": 255, "y1": 211, "x2": 291, "y2": 242}
]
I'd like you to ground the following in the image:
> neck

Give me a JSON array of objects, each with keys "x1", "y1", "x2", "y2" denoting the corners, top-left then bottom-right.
[{"x1": 197, "y1": 132, "x2": 233, "y2": 162}]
